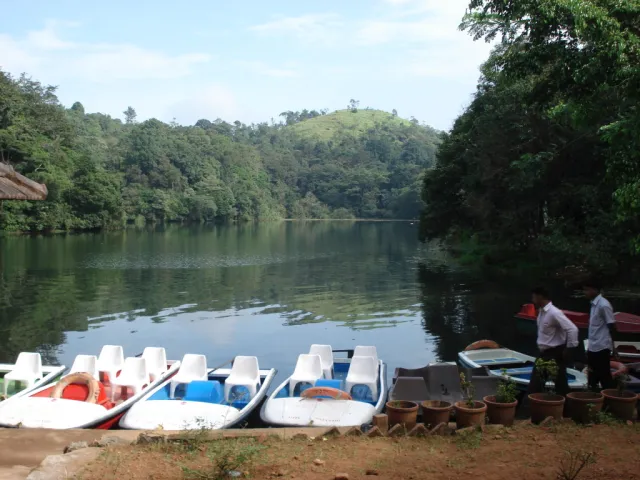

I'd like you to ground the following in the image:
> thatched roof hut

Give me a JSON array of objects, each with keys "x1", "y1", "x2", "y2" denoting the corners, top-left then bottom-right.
[{"x1": 0, "y1": 163, "x2": 47, "y2": 200}]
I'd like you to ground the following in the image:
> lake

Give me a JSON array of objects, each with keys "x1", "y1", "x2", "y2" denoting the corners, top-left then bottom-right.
[{"x1": 1, "y1": 222, "x2": 637, "y2": 383}]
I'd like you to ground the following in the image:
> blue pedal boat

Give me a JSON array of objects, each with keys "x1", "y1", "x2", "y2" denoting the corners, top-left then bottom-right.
[{"x1": 120, "y1": 355, "x2": 276, "y2": 430}]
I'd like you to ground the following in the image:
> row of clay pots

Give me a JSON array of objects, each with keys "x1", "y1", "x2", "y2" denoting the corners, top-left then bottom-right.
[
  {"x1": 386, "y1": 389, "x2": 638, "y2": 429},
  {"x1": 530, "y1": 389, "x2": 639, "y2": 424}
]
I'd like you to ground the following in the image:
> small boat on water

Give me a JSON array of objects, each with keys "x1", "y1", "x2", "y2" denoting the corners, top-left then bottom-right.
[
  {"x1": 0, "y1": 353, "x2": 65, "y2": 401},
  {"x1": 0, "y1": 345, "x2": 179, "y2": 429},
  {"x1": 515, "y1": 304, "x2": 640, "y2": 334},
  {"x1": 584, "y1": 340, "x2": 640, "y2": 363},
  {"x1": 261, "y1": 345, "x2": 387, "y2": 427},
  {"x1": 120, "y1": 355, "x2": 276, "y2": 430},
  {"x1": 458, "y1": 341, "x2": 588, "y2": 390}
]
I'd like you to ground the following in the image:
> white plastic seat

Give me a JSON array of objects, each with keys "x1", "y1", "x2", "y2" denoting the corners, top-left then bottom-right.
[
  {"x1": 68, "y1": 355, "x2": 99, "y2": 379},
  {"x1": 354, "y1": 346, "x2": 379, "y2": 372},
  {"x1": 224, "y1": 356, "x2": 261, "y2": 403},
  {"x1": 309, "y1": 345, "x2": 334, "y2": 379},
  {"x1": 3, "y1": 352, "x2": 42, "y2": 397},
  {"x1": 142, "y1": 347, "x2": 167, "y2": 381},
  {"x1": 345, "y1": 355, "x2": 378, "y2": 400},
  {"x1": 97, "y1": 345, "x2": 124, "y2": 383},
  {"x1": 170, "y1": 354, "x2": 208, "y2": 399},
  {"x1": 110, "y1": 357, "x2": 150, "y2": 401},
  {"x1": 289, "y1": 354, "x2": 323, "y2": 396}
]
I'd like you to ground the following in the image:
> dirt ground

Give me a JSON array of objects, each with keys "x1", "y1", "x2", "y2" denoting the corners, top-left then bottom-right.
[{"x1": 78, "y1": 423, "x2": 640, "y2": 480}]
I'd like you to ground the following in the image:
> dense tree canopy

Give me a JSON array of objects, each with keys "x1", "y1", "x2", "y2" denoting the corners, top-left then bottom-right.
[
  {"x1": 421, "y1": 0, "x2": 640, "y2": 274},
  {"x1": 0, "y1": 70, "x2": 441, "y2": 232}
]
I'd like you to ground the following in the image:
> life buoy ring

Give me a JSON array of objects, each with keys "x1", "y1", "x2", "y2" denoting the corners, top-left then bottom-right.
[
  {"x1": 301, "y1": 387, "x2": 352, "y2": 401},
  {"x1": 610, "y1": 361, "x2": 628, "y2": 378},
  {"x1": 50, "y1": 372, "x2": 103, "y2": 404},
  {"x1": 464, "y1": 340, "x2": 500, "y2": 351}
]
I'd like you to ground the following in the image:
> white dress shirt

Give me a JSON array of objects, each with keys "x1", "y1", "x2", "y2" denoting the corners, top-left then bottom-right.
[
  {"x1": 537, "y1": 302, "x2": 579, "y2": 351},
  {"x1": 588, "y1": 294, "x2": 616, "y2": 352}
]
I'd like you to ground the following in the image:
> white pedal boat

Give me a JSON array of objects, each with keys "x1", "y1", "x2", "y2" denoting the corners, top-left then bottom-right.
[
  {"x1": 585, "y1": 340, "x2": 640, "y2": 362},
  {"x1": 0, "y1": 346, "x2": 180, "y2": 429},
  {"x1": 0, "y1": 352, "x2": 66, "y2": 401},
  {"x1": 261, "y1": 345, "x2": 387, "y2": 427},
  {"x1": 458, "y1": 344, "x2": 587, "y2": 390},
  {"x1": 120, "y1": 355, "x2": 276, "y2": 430}
]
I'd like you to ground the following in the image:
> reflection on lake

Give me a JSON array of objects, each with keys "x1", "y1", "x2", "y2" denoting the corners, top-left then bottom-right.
[{"x1": 0, "y1": 222, "x2": 638, "y2": 382}]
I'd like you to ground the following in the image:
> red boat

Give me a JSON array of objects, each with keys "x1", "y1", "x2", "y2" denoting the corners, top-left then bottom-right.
[{"x1": 516, "y1": 304, "x2": 640, "y2": 334}]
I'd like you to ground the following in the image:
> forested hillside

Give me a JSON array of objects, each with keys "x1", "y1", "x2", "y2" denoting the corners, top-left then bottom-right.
[
  {"x1": 0, "y1": 71, "x2": 441, "y2": 232},
  {"x1": 420, "y1": 0, "x2": 640, "y2": 274}
]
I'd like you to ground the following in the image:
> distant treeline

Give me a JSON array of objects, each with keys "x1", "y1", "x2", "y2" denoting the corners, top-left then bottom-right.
[{"x1": 0, "y1": 70, "x2": 441, "y2": 232}]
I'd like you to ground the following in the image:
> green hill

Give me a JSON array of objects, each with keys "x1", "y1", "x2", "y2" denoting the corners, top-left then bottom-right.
[{"x1": 289, "y1": 109, "x2": 412, "y2": 141}]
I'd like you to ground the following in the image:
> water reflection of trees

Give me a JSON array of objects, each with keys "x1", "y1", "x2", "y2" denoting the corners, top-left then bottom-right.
[
  {"x1": 0, "y1": 222, "x2": 421, "y2": 363},
  {"x1": 418, "y1": 264, "x2": 539, "y2": 362}
]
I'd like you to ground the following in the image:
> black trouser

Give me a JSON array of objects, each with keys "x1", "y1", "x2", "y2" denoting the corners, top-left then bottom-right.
[
  {"x1": 528, "y1": 345, "x2": 569, "y2": 396},
  {"x1": 587, "y1": 349, "x2": 614, "y2": 391}
]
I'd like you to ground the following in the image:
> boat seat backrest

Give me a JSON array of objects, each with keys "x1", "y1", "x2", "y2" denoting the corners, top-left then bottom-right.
[
  {"x1": 345, "y1": 355, "x2": 378, "y2": 400},
  {"x1": 427, "y1": 363, "x2": 462, "y2": 402},
  {"x1": 224, "y1": 356, "x2": 261, "y2": 403},
  {"x1": 142, "y1": 347, "x2": 168, "y2": 379},
  {"x1": 110, "y1": 357, "x2": 150, "y2": 400},
  {"x1": 69, "y1": 355, "x2": 99, "y2": 379},
  {"x1": 178, "y1": 354, "x2": 208, "y2": 379},
  {"x1": 169, "y1": 354, "x2": 208, "y2": 399},
  {"x1": 354, "y1": 346, "x2": 378, "y2": 367},
  {"x1": 97, "y1": 345, "x2": 124, "y2": 377},
  {"x1": 309, "y1": 345, "x2": 333, "y2": 378},
  {"x1": 389, "y1": 377, "x2": 430, "y2": 403},
  {"x1": 2, "y1": 352, "x2": 43, "y2": 397},
  {"x1": 289, "y1": 354, "x2": 323, "y2": 397},
  {"x1": 13, "y1": 352, "x2": 43, "y2": 378}
]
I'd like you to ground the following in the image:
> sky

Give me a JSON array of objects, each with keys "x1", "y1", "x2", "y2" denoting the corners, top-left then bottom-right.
[{"x1": 0, "y1": 0, "x2": 493, "y2": 131}]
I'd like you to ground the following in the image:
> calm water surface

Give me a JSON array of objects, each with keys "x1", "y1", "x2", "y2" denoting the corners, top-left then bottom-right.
[{"x1": 1, "y1": 222, "x2": 638, "y2": 384}]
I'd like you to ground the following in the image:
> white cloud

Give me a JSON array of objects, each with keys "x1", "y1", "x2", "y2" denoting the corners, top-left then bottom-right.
[
  {"x1": 167, "y1": 84, "x2": 242, "y2": 124},
  {"x1": 249, "y1": 14, "x2": 343, "y2": 45},
  {"x1": 0, "y1": 21, "x2": 212, "y2": 83},
  {"x1": 236, "y1": 61, "x2": 300, "y2": 78}
]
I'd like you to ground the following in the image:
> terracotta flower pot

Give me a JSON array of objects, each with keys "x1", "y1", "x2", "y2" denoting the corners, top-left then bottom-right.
[
  {"x1": 385, "y1": 400, "x2": 419, "y2": 430},
  {"x1": 421, "y1": 400, "x2": 452, "y2": 428},
  {"x1": 602, "y1": 389, "x2": 638, "y2": 422},
  {"x1": 483, "y1": 395, "x2": 518, "y2": 427},
  {"x1": 566, "y1": 392, "x2": 604, "y2": 424},
  {"x1": 454, "y1": 401, "x2": 487, "y2": 429},
  {"x1": 528, "y1": 393, "x2": 565, "y2": 424}
]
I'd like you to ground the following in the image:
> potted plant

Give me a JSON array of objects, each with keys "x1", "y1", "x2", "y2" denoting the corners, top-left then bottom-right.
[
  {"x1": 566, "y1": 386, "x2": 604, "y2": 424},
  {"x1": 528, "y1": 359, "x2": 565, "y2": 424},
  {"x1": 601, "y1": 373, "x2": 638, "y2": 422},
  {"x1": 483, "y1": 369, "x2": 518, "y2": 426},
  {"x1": 385, "y1": 400, "x2": 419, "y2": 430},
  {"x1": 454, "y1": 373, "x2": 487, "y2": 429},
  {"x1": 421, "y1": 400, "x2": 452, "y2": 429}
]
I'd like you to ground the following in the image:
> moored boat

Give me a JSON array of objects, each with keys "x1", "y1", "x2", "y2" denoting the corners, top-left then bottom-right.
[
  {"x1": 516, "y1": 304, "x2": 640, "y2": 334},
  {"x1": 0, "y1": 345, "x2": 179, "y2": 429},
  {"x1": 120, "y1": 355, "x2": 276, "y2": 430},
  {"x1": 584, "y1": 340, "x2": 640, "y2": 363},
  {"x1": 0, "y1": 353, "x2": 66, "y2": 401},
  {"x1": 458, "y1": 342, "x2": 588, "y2": 390},
  {"x1": 261, "y1": 345, "x2": 387, "y2": 427}
]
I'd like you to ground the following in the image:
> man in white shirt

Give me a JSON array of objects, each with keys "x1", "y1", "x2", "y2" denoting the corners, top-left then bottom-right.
[
  {"x1": 528, "y1": 287, "x2": 579, "y2": 395},
  {"x1": 584, "y1": 280, "x2": 617, "y2": 390}
]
